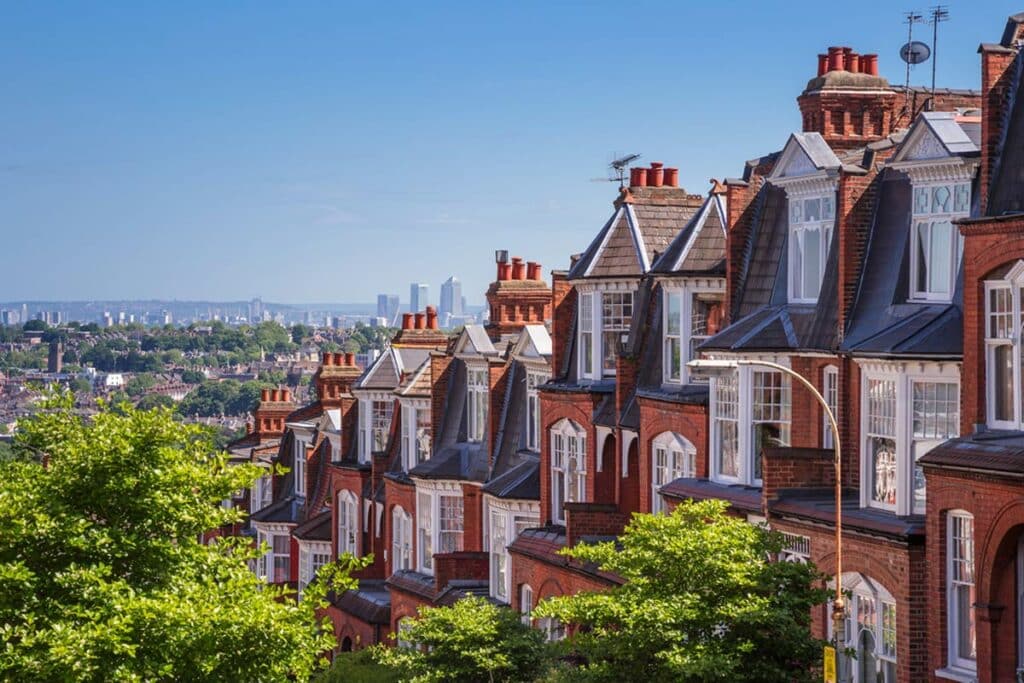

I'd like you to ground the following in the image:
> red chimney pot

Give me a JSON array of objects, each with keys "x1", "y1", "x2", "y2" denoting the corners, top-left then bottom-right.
[
  {"x1": 511, "y1": 257, "x2": 526, "y2": 280},
  {"x1": 630, "y1": 167, "x2": 647, "y2": 187},
  {"x1": 426, "y1": 306, "x2": 439, "y2": 330},
  {"x1": 532, "y1": 262, "x2": 543, "y2": 281},
  {"x1": 345, "y1": 353, "x2": 355, "y2": 366},
  {"x1": 333, "y1": 352, "x2": 344, "y2": 366},
  {"x1": 414, "y1": 313, "x2": 426, "y2": 330},
  {"x1": 846, "y1": 51, "x2": 860, "y2": 73},
  {"x1": 649, "y1": 162, "x2": 664, "y2": 187},
  {"x1": 862, "y1": 54, "x2": 878, "y2": 76},
  {"x1": 817, "y1": 54, "x2": 828, "y2": 76},
  {"x1": 827, "y1": 46, "x2": 844, "y2": 72},
  {"x1": 271, "y1": 389, "x2": 280, "y2": 402},
  {"x1": 402, "y1": 313, "x2": 413, "y2": 330},
  {"x1": 282, "y1": 389, "x2": 291, "y2": 402},
  {"x1": 322, "y1": 351, "x2": 332, "y2": 366},
  {"x1": 260, "y1": 389, "x2": 270, "y2": 402},
  {"x1": 664, "y1": 167, "x2": 679, "y2": 187}
]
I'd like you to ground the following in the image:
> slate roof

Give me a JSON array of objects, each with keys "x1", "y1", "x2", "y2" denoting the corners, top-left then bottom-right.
[
  {"x1": 769, "y1": 491, "x2": 925, "y2": 541},
  {"x1": 650, "y1": 193, "x2": 727, "y2": 275},
  {"x1": 842, "y1": 168, "x2": 965, "y2": 358},
  {"x1": 332, "y1": 581, "x2": 391, "y2": 625},
  {"x1": 250, "y1": 496, "x2": 302, "y2": 525},
  {"x1": 356, "y1": 346, "x2": 432, "y2": 391},
  {"x1": 293, "y1": 510, "x2": 332, "y2": 541},
  {"x1": 987, "y1": 50, "x2": 1024, "y2": 216},
  {"x1": 409, "y1": 442, "x2": 489, "y2": 482},
  {"x1": 920, "y1": 430, "x2": 1024, "y2": 476},
  {"x1": 481, "y1": 456, "x2": 540, "y2": 500},
  {"x1": 568, "y1": 187, "x2": 703, "y2": 280},
  {"x1": 396, "y1": 358, "x2": 431, "y2": 397}
]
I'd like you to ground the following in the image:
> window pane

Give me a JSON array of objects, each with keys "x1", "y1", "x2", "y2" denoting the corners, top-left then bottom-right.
[
  {"x1": 804, "y1": 198, "x2": 822, "y2": 221},
  {"x1": 792, "y1": 231, "x2": 803, "y2": 300},
  {"x1": 916, "y1": 222, "x2": 930, "y2": 293},
  {"x1": 804, "y1": 227, "x2": 821, "y2": 299},
  {"x1": 994, "y1": 344, "x2": 1015, "y2": 422},
  {"x1": 870, "y1": 437, "x2": 897, "y2": 506},
  {"x1": 666, "y1": 292, "x2": 681, "y2": 335},
  {"x1": 665, "y1": 338, "x2": 681, "y2": 381},
  {"x1": 928, "y1": 221, "x2": 953, "y2": 294}
]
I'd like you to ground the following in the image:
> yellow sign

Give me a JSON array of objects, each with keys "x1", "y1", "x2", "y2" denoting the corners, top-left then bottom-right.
[{"x1": 823, "y1": 645, "x2": 836, "y2": 683}]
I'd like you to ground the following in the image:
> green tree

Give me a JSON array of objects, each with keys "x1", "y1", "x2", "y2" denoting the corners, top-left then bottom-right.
[
  {"x1": 125, "y1": 373, "x2": 157, "y2": 397},
  {"x1": 69, "y1": 377, "x2": 93, "y2": 395},
  {"x1": 136, "y1": 393, "x2": 175, "y2": 411},
  {"x1": 180, "y1": 369, "x2": 206, "y2": 384},
  {"x1": 373, "y1": 596, "x2": 548, "y2": 683},
  {"x1": 0, "y1": 392, "x2": 358, "y2": 682},
  {"x1": 22, "y1": 319, "x2": 47, "y2": 332},
  {"x1": 534, "y1": 499, "x2": 828, "y2": 683}
]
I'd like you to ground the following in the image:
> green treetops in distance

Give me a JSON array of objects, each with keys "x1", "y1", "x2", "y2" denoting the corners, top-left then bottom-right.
[{"x1": 0, "y1": 392, "x2": 360, "y2": 682}]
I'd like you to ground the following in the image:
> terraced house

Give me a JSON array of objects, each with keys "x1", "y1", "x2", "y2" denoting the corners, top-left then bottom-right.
[{"x1": 234, "y1": 11, "x2": 1024, "y2": 682}]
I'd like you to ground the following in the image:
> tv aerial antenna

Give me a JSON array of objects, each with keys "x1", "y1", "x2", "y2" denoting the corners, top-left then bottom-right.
[
  {"x1": 929, "y1": 6, "x2": 950, "y2": 101},
  {"x1": 591, "y1": 153, "x2": 642, "y2": 189},
  {"x1": 899, "y1": 10, "x2": 929, "y2": 123}
]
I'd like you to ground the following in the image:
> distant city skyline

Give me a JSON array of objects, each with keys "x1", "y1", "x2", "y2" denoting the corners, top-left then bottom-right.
[{"x1": 2, "y1": 2, "x2": 1016, "y2": 303}]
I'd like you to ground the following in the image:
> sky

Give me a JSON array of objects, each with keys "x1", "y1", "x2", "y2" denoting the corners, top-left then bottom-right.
[{"x1": 2, "y1": 1, "x2": 1020, "y2": 305}]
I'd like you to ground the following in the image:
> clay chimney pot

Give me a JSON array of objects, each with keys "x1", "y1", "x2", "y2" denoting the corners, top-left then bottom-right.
[
  {"x1": 664, "y1": 167, "x2": 679, "y2": 187},
  {"x1": 511, "y1": 258, "x2": 526, "y2": 280},
  {"x1": 846, "y1": 51, "x2": 860, "y2": 73},
  {"x1": 414, "y1": 313, "x2": 426, "y2": 330},
  {"x1": 333, "y1": 352, "x2": 344, "y2": 366},
  {"x1": 402, "y1": 313, "x2": 413, "y2": 330},
  {"x1": 827, "y1": 46, "x2": 844, "y2": 72},
  {"x1": 630, "y1": 167, "x2": 648, "y2": 187},
  {"x1": 271, "y1": 389, "x2": 280, "y2": 402},
  {"x1": 261, "y1": 389, "x2": 270, "y2": 402},
  {"x1": 817, "y1": 54, "x2": 828, "y2": 77},
  {"x1": 282, "y1": 389, "x2": 291, "y2": 402},
  {"x1": 649, "y1": 162, "x2": 664, "y2": 187},
  {"x1": 345, "y1": 353, "x2": 356, "y2": 366}
]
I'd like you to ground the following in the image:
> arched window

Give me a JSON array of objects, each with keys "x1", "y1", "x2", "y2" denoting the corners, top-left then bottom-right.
[
  {"x1": 396, "y1": 617, "x2": 414, "y2": 649},
  {"x1": 550, "y1": 419, "x2": 587, "y2": 525},
  {"x1": 822, "y1": 365, "x2": 839, "y2": 449},
  {"x1": 391, "y1": 506, "x2": 412, "y2": 572},
  {"x1": 828, "y1": 573, "x2": 897, "y2": 682},
  {"x1": 337, "y1": 490, "x2": 358, "y2": 557},
  {"x1": 650, "y1": 432, "x2": 696, "y2": 514}
]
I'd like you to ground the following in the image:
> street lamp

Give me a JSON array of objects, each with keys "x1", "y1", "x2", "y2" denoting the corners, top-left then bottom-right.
[{"x1": 687, "y1": 358, "x2": 845, "y2": 677}]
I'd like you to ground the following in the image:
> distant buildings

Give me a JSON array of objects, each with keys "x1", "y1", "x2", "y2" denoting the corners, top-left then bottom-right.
[
  {"x1": 409, "y1": 283, "x2": 428, "y2": 313},
  {"x1": 439, "y1": 276, "x2": 462, "y2": 326},
  {"x1": 376, "y1": 294, "x2": 400, "y2": 326}
]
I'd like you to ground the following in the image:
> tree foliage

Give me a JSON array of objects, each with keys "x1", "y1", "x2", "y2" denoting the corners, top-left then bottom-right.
[
  {"x1": 0, "y1": 392, "x2": 355, "y2": 682},
  {"x1": 176, "y1": 379, "x2": 271, "y2": 417},
  {"x1": 535, "y1": 499, "x2": 828, "y2": 683},
  {"x1": 373, "y1": 596, "x2": 548, "y2": 683}
]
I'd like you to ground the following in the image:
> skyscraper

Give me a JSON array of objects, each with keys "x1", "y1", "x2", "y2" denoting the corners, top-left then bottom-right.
[
  {"x1": 410, "y1": 283, "x2": 429, "y2": 313},
  {"x1": 377, "y1": 294, "x2": 400, "y2": 325},
  {"x1": 439, "y1": 276, "x2": 463, "y2": 325}
]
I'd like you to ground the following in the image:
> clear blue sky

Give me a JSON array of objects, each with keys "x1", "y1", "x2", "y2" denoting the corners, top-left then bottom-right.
[{"x1": 2, "y1": 1, "x2": 1019, "y2": 305}]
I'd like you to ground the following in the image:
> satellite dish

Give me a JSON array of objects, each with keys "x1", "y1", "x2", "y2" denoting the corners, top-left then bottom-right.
[{"x1": 900, "y1": 41, "x2": 931, "y2": 65}]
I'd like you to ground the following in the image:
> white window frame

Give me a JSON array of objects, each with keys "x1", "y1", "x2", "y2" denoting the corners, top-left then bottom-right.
[
  {"x1": 337, "y1": 490, "x2": 359, "y2": 557},
  {"x1": 297, "y1": 541, "x2": 331, "y2": 598},
  {"x1": 550, "y1": 419, "x2": 587, "y2": 525},
  {"x1": 484, "y1": 498, "x2": 539, "y2": 602},
  {"x1": 709, "y1": 363, "x2": 791, "y2": 486},
  {"x1": 857, "y1": 361, "x2": 960, "y2": 516},
  {"x1": 293, "y1": 438, "x2": 307, "y2": 497},
  {"x1": 787, "y1": 190, "x2": 836, "y2": 304},
  {"x1": 400, "y1": 399, "x2": 431, "y2": 471},
  {"x1": 251, "y1": 472, "x2": 273, "y2": 514},
  {"x1": 524, "y1": 370, "x2": 547, "y2": 452},
  {"x1": 256, "y1": 528, "x2": 291, "y2": 584},
  {"x1": 828, "y1": 573, "x2": 898, "y2": 683},
  {"x1": 358, "y1": 393, "x2": 394, "y2": 463},
  {"x1": 466, "y1": 364, "x2": 489, "y2": 443},
  {"x1": 415, "y1": 481, "x2": 464, "y2": 576},
  {"x1": 909, "y1": 180, "x2": 970, "y2": 302},
  {"x1": 985, "y1": 270, "x2": 1024, "y2": 430},
  {"x1": 946, "y1": 511, "x2": 977, "y2": 675},
  {"x1": 662, "y1": 283, "x2": 725, "y2": 385},
  {"x1": 520, "y1": 584, "x2": 534, "y2": 625},
  {"x1": 823, "y1": 365, "x2": 839, "y2": 449},
  {"x1": 651, "y1": 431, "x2": 696, "y2": 514},
  {"x1": 576, "y1": 283, "x2": 635, "y2": 380},
  {"x1": 391, "y1": 505, "x2": 412, "y2": 573}
]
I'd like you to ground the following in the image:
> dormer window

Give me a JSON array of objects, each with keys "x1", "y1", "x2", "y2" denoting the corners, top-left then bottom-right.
[
  {"x1": 578, "y1": 287, "x2": 634, "y2": 379},
  {"x1": 910, "y1": 181, "x2": 969, "y2": 301},
  {"x1": 359, "y1": 395, "x2": 394, "y2": 463},
  {"x1": 524, "y1": 370, "x2": 547, "y2": 451},
  {"x1": 466, "y1": 366, "x2": 489, "y2": 442},
  {"x1": 710, "y1": 366, "x2": 790, "y2": 486},
  {"x1": 293, "y1": 439, "x2": 307, "y2": 497},
  {"x1": 663, "y1": 286, "x2": 724, "y2": 384},
  {"x1": 788, "y1": 193, "x2": 835, "y2": 303},
  {"x1": 400, "y1": 401, "x2": 431, "y2": 471}
]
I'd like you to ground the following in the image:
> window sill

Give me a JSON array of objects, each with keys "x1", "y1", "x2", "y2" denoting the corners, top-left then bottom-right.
[{"x1": 934, "y1": 666, "x2": 978, "y2": 683}]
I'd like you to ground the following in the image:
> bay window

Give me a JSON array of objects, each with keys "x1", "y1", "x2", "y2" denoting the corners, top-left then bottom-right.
[
  {"x1": 486, "y1": 503, "x2": 539, "y2": 602},
  {"x1": 550, "y1": 419, "x2": 586, "y2": 524},
  {"x1": 391, "y1": 506, "x2": 412, "y2": 572},
  {"x1": 272, "y1": 534, "x2": 290, "y2": 583},
  {"x1": 416, "y1": 484, "x2": 464, "y2": 575},
  {"x1": 910, "y1": 181, "x2": 969, "y2": 301},
  {"x1": 788, "y1": 193, "x2": 835, "y2": 303},
  {"x1": 859, "y1": 363, "x2": 960, "y2": 515},
  {"x1": 251, "y1": 473, "x2": 273, "y2": 514},
  {"x1": 663, "y1": 287, "x2": 724, "y2": 384},
  {"x1": 710, "y1": 365, "x2": 790, "y2": 485},
  {"x1": 337, "y1": 490, "x2": 358, "y2": 557},
  {"x1": 401, "y1": 401, "x2": 431, "y2": 471},
  {"x1": 651, "y1": 432, "x2": 696, "y2": 514},
  {"x1": 947, "y1": 512, "x2": 976, "y2": 674},
  {"x1": 520, "y1": 584, "x2": 534, "y2": 625},
  {"x1": 359, "y1": 395, "x2": 394, "y2": 462},
  {"x1": 577, "y1": 286, "x2": 634, "y2": 379},
  {"x1": 985, "y1": 271, "x2": 1024, "y2": 429},
  {"x1": 467, "y1": 366, "x2": 489, "y2": 443},
  {"x1": 297, "y1": 543, "x2": 330, "y2": 597}
]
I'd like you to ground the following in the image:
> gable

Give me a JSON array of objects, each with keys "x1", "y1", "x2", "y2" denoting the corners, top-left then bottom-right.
[
  {"x1": 585, "y1": 207, "x2": 648, "y2": 277},
  {"x1": 770, "y1": 133, "x2": 842, "y2": 181},
  {"x1": 357, "y1": 349, "x2": 401, "y2": 390},
  {"x1": 454, "y1": 325, "x2": 496, "y2": 356},
  {"x1": 674, "y1": 196, "x2": 727, "y2": 272},
  {"x1": 901, "y1": 126, "x2": 948, "y2": 161},
  {"x1": 511, "y1": 325, "x2": 552, "y2": 360}
]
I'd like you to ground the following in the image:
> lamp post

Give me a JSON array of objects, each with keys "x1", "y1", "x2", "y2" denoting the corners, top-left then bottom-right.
[{"x1": 687, "y1": 358, "x2": 845, "y2": 678}]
